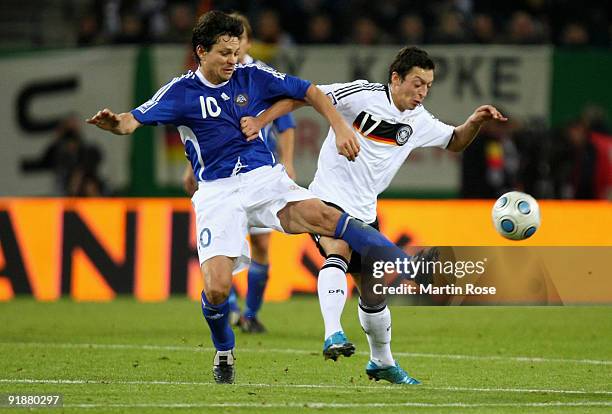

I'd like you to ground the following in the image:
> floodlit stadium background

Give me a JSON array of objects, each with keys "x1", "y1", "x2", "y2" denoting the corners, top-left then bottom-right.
[{"x1": 0, "y1": 1, "x2": 610, "y2": 302}]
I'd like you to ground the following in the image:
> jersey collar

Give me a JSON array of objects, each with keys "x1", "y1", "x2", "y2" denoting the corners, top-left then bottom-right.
[{"x1": 195, "y1": 67, "x2": 229, "y2": 88}]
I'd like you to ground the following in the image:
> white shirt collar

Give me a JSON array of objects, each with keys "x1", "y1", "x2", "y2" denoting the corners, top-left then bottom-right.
[
  {"x1": 242, "y1": 54, "x2": 254, "y2": 64},
  {"x1": 196, "y1": 67, "x2": 229, "y2": 88}
]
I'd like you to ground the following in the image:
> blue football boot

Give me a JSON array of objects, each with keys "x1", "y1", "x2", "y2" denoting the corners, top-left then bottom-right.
[
  {"x1": 322, "y1": 331, "x2": 355, "y2": 361},
  {"x1": 366, "y1": 360, "x2": 421, "y2": 384}
]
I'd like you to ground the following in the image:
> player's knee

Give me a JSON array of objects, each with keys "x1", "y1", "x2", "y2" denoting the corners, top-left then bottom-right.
[
  {"x1": 204, "y1": 285, "x2": 230, "y2": 305},
  {"x1": 316, "y1": 205, "x2": 342, "y2": 234},
  {"x1": 202, "y1": 264, "x2": 232, "y2": 305}
]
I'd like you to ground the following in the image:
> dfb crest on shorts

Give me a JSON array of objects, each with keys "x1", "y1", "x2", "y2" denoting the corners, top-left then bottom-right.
[
  {"x1": 235, "y1": 93, "x2": 249, "y2": 107},
  {"x1": 395, "y1": 125, "x2": 413, "y2": 146}
]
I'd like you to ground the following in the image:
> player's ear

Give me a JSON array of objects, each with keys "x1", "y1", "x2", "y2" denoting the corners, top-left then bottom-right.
[
  {"x1": 390, "y1": 71, "x2": 401, "y2": 86},
  {"x1": 196, "y1": 45, "x2": 207, "y2": 62}
]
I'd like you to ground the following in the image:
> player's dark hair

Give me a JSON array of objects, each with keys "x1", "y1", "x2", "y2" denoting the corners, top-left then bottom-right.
[
  {"x1": 388, "y1": 46, "x2": 435, "y2": 83},
  {"x1": 192, "y1": 10, "x2": 244, "y2": 64}
]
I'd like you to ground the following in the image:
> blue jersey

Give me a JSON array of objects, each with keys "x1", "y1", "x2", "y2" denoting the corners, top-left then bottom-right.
[
  {"x1": 244, "y1": 56, "x2": 297, "y2": 156},
  {"x1": 131, "y1": 64, "x2": 309, "y2": 180}
]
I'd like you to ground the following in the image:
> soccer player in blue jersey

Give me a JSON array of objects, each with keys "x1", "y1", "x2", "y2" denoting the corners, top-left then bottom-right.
[
  {"x1": 88, "y1": 10, "x2": 420, "y2": 384},
  {"x1": 181, "y1": 12, "x2": 298, "y2": 334}
]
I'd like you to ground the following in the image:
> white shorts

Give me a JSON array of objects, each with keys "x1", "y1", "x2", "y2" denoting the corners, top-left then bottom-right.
[{"x1": 192, "y1": 164, "x2": 314, "y2": 273}]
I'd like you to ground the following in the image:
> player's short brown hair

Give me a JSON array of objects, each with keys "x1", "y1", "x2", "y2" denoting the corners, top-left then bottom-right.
[
  {"x1": 192, "y1": 11, "x2": 244, "y2": 64},
  {"x1": 388, "y1": 47, "x2": 435, "y2": 83}
]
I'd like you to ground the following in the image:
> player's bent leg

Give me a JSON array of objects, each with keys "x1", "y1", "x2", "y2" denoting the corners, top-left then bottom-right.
[
  {"x1": 200, "y1": 256, "x2": 236, "y2": 384},
  {"x1": 279, "y1": 201, "x2": 416, "y2": 277},
  {"x1": 240, "y1": 232, "x2": 270, "y2": 333},
  {"x1": 202, "y1": 256, "x2": 234, "y2": 305},
  {"x1": 317, "y1": 237, "x2": 355, "y2": 361},
  {"x1": 277, "y1": 198, "x2": 341, "y2": 235}
]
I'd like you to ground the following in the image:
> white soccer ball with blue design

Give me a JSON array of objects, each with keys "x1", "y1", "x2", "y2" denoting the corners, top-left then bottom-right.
[{"x1": 492, "y1": 191, "x2": 541, "y2": 240}]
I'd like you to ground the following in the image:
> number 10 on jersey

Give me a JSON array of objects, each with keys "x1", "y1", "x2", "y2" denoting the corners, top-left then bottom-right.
[{"x1": 200, "y1": 96, "x2": 221, "y2": 118}]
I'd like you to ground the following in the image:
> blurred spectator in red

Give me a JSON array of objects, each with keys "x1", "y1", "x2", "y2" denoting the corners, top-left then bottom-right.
[{"x1": 556, "y1": 120, "x2": 597, "y2": 198}]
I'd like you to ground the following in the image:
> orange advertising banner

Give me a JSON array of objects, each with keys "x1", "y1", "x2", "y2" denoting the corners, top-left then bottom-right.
[{"x1": 0, "y1": 198, "x2": 610, "y2": 302}]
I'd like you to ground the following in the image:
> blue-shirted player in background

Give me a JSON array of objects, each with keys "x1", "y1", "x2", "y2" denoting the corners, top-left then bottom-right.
[
  {"x1": 182, "y1": 12, "x2": 296, "y2": 334},
  {"x1": 88, "y1": 10, "x2": 422, "y2": 384}
]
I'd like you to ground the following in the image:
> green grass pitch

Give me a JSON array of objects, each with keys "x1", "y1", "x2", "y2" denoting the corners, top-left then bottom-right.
[{"x1": 0, "y1": 297, "x2": 610, "y2": 413}]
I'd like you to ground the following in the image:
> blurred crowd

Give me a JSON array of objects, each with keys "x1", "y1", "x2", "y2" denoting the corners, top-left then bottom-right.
[
  {"x1": 461, "y1": 105, "x2": 611, "y2": 200},
  {"x1": 21, "y1": 116, "x2": 108, "y2": 197},
  {"x1": 7, "y1": 1, "x2": 610, "y2": 199},
  {"x1": 47, "y1": 0, "x2": 611, "y2": 48}
]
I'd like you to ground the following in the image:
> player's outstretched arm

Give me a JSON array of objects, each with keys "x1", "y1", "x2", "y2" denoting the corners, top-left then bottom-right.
[
  {"x1": 241, "y1": 85, "x2": 359, "y2": 161},
  {"x1": 86, "y1": 109, "x2": 142, "y2": 135},
  {"x1": 304, "y1": 84, "x2": 360, "y2": 161},
  {"x1": 447, "y1": 105, "x2": 507, "y2": 152}
]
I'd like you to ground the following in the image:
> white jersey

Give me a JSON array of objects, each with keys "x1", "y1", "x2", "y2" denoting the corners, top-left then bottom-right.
[{"x1": 309, "y1": 80, "x2": 454, "y2": 223}]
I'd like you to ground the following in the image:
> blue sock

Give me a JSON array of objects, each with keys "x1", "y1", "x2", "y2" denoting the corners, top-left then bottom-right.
[
  {"x1": 227, "y1": 286, "x2": 240, "y2": 314},
  {"x1": 200, "y1": 291, "x2": 235, "y2": 351},
  {"x1": 334, "y1": 213, "x2": 412, "y2": 273},
  {"x1": 244, "y1": 260, "x2": 269, "y2": 319}
]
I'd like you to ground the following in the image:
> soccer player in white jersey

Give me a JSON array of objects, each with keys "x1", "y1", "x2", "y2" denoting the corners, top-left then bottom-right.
[
  {"x1": 182, "y1": 12, "x2": 296, "y2": 334},
  {"x1": 242, "y1": 46, "x2": 507, "y2": 384},
  {"x1": 87, "y1": 11, "x2": 425, "y2": 384}
]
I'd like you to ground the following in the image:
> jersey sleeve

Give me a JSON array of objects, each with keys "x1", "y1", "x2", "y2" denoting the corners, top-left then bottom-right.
[
  {"x1": 273, "y1": 113, "x2": 295, "y2": 133},
  {"x1": 130, "y1": 79, "x2": 184, "y2": 126},
  {"x1": 316, "y1": 80, "x2": 374, "y2": 119},
  {"x1": 249, "y1": 65, "x2": 311, "y2": 101},
  {"x1": 418, "y1": 110, "x2": 455, "y2": 149}
]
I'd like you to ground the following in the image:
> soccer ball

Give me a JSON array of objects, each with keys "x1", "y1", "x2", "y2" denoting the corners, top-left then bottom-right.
[{"x1": 492, "y1": 191, "x2": 541, "y2": 240}]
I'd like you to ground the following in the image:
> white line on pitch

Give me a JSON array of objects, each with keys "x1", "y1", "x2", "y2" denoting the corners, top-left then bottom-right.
[
  {"x1": 1, "y1": 378, "x2": 611, "y2": 396},
  {"x1": 59, "y1": 402, "x2": 612, "y2": 409},
  {"x1": 1, "y1": 341, "x2": 610, "y2": 366}
]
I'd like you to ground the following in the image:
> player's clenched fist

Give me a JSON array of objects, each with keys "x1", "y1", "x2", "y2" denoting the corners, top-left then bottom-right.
[
  {"x1": 335, "y1": 123, "x2": 360, "y2": 162},
  {"x1": 240, "y1": 116, "x2": 263, "y2": 141}
]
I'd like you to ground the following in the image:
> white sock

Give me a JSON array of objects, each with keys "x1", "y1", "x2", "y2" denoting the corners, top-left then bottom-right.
[
  {"x1": 317, "y1": 255, "x2": 349, "y2": 339},
  {"x1": 358, "y1": 302, "x2": 394, "y2": 367}
]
